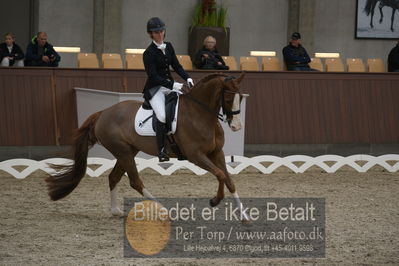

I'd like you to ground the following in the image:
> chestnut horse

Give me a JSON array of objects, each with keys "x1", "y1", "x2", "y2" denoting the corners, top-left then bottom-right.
[{"x1": 46, "y1": 72, "x2": 249, "y2": 220}]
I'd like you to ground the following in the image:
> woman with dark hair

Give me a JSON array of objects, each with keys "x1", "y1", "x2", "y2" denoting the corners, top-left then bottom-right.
[
  {"x1": 143, "y1": 17, "x2": 194, "y2": 162},
  {"x1": 0, "y1": 32, "x2": 24, "y2": 67},
  {"x1": 194, "y1": 36, "x2": 228, "y2": 70}
]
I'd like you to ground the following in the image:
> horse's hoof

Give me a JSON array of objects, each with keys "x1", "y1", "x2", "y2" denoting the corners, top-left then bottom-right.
[
  {"x1": 111, "y1": 207, "x2": 124, "y2": 217},
  {"x1": 209, "y1": 198, "x2": 221, "y2": 207},
  {"x1": 241, "y1": 218, "x2": 252, "y2": 226}
]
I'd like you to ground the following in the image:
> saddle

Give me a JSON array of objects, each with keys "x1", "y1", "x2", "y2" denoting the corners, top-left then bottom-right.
[
  {"x1": 135, "y1": 92, "x2": 186, "y2": 160},
  {"x1": 140, "y1": 92, "x2": 178, "y2": 133}
]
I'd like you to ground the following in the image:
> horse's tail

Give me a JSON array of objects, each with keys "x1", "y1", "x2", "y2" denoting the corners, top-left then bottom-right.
[
  {"x1": 364, "y1": 0, "x2": 375, "y2": 15},
  {"x1": 45, "y1": 111, "x2": 102, "y2": 201}
]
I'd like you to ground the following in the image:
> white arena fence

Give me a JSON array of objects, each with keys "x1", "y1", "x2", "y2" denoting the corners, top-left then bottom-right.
[{"x1": 0, "y1": 155, "x2": 398, "y2": 179}]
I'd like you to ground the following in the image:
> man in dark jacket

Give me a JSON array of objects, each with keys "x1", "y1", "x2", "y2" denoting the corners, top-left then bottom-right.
[
  {"x1": 282, "y1": 32, "x2": 313, "y2": 71},
  {"x1": 0, "y1": 32, "x2": 24, "y2": 66},
  {"x1": 388, "y1": 39, "x2": 399, "y2": 72},
  {"x1": 25, "y1": 32, "x2": 60, "y2": 67}
]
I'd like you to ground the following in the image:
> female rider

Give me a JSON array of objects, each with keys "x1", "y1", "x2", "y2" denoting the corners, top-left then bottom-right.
[{"x1": 143, "y1": 17, "x2": 194, "y2": 162}]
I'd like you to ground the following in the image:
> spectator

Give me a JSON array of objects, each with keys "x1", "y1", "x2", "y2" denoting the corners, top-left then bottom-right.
[
  {"x1": 283, "y1": 32, "x2": 314, "y2": 71},
  {"x1": 0, "y1": 33, "x2": 24, "y2": 67},
  {"x1": 25, "y1": 32, "x2": 60, "y2": 67},
  {"x1": 388, "y1": 39, "x2": 399, "y2": 72},
  {"x1": 194, "y1": 36, "x2": 228, "y2": 70}
]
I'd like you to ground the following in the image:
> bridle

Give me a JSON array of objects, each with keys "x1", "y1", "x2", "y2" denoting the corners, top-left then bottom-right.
[{"x1": 184, "y1": 76, "x2": 241, "y2": 122}]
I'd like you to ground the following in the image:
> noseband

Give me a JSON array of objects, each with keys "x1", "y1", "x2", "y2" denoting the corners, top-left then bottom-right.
[{"x1": 221, "y1": 77, "x2": 241, "y2": 118}]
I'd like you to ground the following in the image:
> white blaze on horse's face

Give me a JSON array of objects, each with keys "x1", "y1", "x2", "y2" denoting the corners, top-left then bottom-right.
[{"x1": 229, "y1": 93, "x2": 242, "y2": 132}]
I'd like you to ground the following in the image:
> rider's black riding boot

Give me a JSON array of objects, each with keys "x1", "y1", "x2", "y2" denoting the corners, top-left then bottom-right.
[{"x1": 156, "y1": 121, "x2": 169, "y2": 162}]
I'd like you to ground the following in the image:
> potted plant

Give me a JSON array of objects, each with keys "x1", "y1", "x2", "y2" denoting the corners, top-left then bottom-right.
[{"x1": 188, "y1": 0, "x2": 230, "y2": 61}]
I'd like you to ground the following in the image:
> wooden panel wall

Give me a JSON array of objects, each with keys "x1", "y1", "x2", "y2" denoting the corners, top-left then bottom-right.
[
  {"x1": 0, "y1": 69, "x2": 56, "y2": 145},
  {"x1": 1, "y1": 68, "x2": 398, "y2": 146},
  {"x1": 239, "y1": 72, "x2": 399, "y2": 144}
]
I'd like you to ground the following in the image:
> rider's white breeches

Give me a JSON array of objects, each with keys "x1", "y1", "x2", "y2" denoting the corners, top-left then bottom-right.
[{"x1": 149, "y1": 86, "x2": 171, "y2": 123}]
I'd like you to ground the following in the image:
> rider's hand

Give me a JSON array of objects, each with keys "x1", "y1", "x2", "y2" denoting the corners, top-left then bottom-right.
[
  {"x1": 187, "y1": 78, "x2": 194, "y2": 88},
  {"x1": 173, "y1": 82, "x2": 183, "y2": 91}
]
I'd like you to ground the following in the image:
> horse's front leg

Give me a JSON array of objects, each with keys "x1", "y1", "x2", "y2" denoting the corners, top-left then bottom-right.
[
  {"x1": 190, "y1": 152, "x2": 250, "y2": 222},
  {"x1": 208, "y1": 150, "x2": 229, "y2": 207}
]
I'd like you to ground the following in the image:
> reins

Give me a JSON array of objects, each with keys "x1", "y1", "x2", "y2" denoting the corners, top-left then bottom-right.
[
  {"x1": 183, "y1": 77, "x2": 241, "y2": 122},
  {"x1": 183, "y1": 92, "x2": 225, "y2": 121}
]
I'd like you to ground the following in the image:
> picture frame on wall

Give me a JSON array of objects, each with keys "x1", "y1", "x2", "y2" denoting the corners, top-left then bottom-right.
[{"x1": 355, "y1": 0, "x2": 399, "y2": 39}]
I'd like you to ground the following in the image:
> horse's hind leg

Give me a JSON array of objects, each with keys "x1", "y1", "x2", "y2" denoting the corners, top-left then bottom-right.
[
  {"x1": 391, "y1": 9, "x2": 396, "y2": 31},
  {"x1": 379, "y1": 3, "x2": 384, "y2": 23},
  {"x1": 370, "y1": 4, "x2": 376, "y2": 28},
  {"x1": 109, "y1": 161, "x2": 126, "y2": 216},
  {"x1": 117, "y1": 154, "x2": 156, "y2": 201}
]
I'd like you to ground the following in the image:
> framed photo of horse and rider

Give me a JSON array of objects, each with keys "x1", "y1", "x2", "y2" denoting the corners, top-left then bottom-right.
[{"x1": 356, "y1": 0, "x2": 399, "y2": 39}]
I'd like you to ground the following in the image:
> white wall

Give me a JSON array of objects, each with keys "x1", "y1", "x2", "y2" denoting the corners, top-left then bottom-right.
[
  {"x1": 121, "y1": 0, "x2": 197, "y2": 56},
  {"x1": 121, "y1": 0, "x2": 288, "y2": 66},
  {"x1": 38, "y1": 0, "x2": 94, "y2": 68},
  {"x1": 36, "y1": 0, "x2": 396, "y2": 69},
  {"x1": 224, "y1": 0, "x2": 288, "y2": 62}
]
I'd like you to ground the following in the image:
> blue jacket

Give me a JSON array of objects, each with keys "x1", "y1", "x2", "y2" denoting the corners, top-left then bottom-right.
[
  {"x1": 0, "y1": 42, "x2": 25, "y2": 66},
  {"x1": 282, "y1": 44, "x2": 311, "y2": 70},
  {"x1": 25, "y1": 36, "x2": 61, "y2": 67}
]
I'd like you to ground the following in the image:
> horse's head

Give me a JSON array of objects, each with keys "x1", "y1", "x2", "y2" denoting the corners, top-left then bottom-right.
[{"x1": 220, "y1": 72, "x2": 245, "y2": 132}]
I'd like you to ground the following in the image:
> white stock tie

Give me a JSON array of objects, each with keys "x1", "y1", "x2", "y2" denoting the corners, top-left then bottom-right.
[{"x1": 154, "y1": 42, "x2": 166, "y2": 54}]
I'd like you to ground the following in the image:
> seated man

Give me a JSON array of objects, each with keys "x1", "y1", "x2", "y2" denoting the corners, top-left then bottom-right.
[
  {"x1": 0, "y1": 33, "x2": 24, "y2": 67},
  {"x1": 194, "y1": 36, "x2": 229, "y2": 70},
  {"x1": 283, "y1": 32, "x2": 314, "y2": 71},
  {"x1": 388, "y1": 39, "x2": 399, "y2": 72},
  {"x1": 25, "y1": 32, "x2": 60, "y2": 67}
]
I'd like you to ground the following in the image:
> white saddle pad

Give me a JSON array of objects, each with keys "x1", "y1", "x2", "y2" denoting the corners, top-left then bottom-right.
[{"x1": 134, "y1": 98, "x2": 179, "y2": 136}]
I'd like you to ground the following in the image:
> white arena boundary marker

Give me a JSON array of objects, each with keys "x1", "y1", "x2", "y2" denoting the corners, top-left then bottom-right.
[{"x1": 0, "y1": 155, "x2": 398, "y2": 179}]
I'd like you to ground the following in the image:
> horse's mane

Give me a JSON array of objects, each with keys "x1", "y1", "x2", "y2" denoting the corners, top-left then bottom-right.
[{"x1": 196, "y1": 73, "x2": 228, "y2": 86}]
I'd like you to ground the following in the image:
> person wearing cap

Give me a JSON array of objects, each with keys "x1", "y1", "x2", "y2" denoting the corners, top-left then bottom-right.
[
  {"x1": 143, "y1": 17, "x2": 194, "y2": 162},
  {"x1": 388, "y1": 39, "x2": 399, "y2": 72},
  {"x1": 282, "y1": 32, "x2": 313, "y2": 71}
]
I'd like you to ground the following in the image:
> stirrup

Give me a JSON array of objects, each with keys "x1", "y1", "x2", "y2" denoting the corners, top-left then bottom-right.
[{"x1": 158, "y1": 149, "x2": 170, "y2": 162}]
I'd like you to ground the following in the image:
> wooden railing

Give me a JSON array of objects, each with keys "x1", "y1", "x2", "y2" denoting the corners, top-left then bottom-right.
[{"x1": 1, "y1": 67, "x2": 399, "y2": 145}]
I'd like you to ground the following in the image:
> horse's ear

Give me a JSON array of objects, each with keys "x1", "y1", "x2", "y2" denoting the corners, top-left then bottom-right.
[{"x1": 236, "y1": 72, "x2": 246, "y2": 84}]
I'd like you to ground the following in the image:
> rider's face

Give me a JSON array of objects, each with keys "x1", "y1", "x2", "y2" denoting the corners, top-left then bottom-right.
[{"x1": 151, "y1": 30, "x2": 165, "y2": 44}]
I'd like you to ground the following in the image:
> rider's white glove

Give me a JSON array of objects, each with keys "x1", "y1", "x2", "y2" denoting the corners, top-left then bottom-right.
[
  {"x1": 172, "y1": 82, "x2": 183, "y2": 91},
  {"x1": 187, "y1": 78, "x2": 194, "y2": 88}
]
